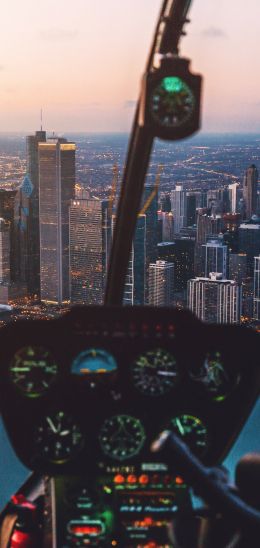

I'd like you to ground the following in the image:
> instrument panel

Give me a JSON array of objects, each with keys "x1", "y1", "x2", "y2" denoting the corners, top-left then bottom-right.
[{"x1": 0, "y1": 306, "x2": 258, "y2": 476}]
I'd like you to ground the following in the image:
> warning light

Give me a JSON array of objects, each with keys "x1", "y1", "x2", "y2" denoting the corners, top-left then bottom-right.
[
  {"x1": 139, "y1": 474, "x2": 149, "y2": 485},
  {"x1": 175, "y1": 476, "x2": 184, "y2": 485},
  {"x1": 114, "y1": 474, "x2": 125, "y2": 484},
  {"x1": 127, "y1": 474, "x2": 137, "y2": 484}
]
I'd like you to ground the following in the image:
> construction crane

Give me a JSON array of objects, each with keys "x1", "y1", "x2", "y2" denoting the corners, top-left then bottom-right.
[{"x1": 139, "y1": 163, "x2": 164, "y2": 215}]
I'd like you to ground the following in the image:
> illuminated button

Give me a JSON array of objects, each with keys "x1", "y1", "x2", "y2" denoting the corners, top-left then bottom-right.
[
  {"x1": 175, "y1": 476, "x2": 184, "y2": 485},
  {"x1": 139, "y1": 474, "x2": 149, "y2": 485},
  {"x1": 114, "y1": 474, "x2": 125, "y2": 484},
  {"x1": 127, "y1": 474, "x2": 137, "y2": 484}
]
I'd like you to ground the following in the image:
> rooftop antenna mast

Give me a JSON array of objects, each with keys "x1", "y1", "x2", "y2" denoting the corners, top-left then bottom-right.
[
  {"x1": 105, "y1": 0, "x2": 197, "y2": 305},
  {"x1": 40, "y1": 108, "x2": 43, "y2": 131}
]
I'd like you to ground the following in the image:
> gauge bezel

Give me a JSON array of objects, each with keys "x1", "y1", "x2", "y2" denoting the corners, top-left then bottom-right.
[{"x1": 9, "y1": 345, "x2": 58, "y2": 398}]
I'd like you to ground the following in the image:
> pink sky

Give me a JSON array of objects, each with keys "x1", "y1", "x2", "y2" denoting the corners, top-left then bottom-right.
[{"x1": 0, "y1": 0, "x2": 259, "y2": 132}]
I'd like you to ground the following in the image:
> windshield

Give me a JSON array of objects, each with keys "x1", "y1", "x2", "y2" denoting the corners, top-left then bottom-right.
[{"x1": 0, "y1": 0, "x2": 259, "y2": 508}]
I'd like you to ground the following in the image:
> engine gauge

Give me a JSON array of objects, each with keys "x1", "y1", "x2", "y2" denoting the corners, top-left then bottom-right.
[
  {"x1": 71, "y1": 348, "x2": 117, "y2": 376},
  {"x1": 99, "y1": 415, "x2": 145, "y2": 461},
  {"x1": 9, "y1": 345, "x2": 58, "y2": 397},
  {"x1": 132, "y1": 348, "x2": 178, "y2": 396},
  {"x1": 150, "y1": 76, "x2": 195, "y2": 128},
  {"x1": 34, "y1": 411, "x2": 84, "y2": 463},
  {"x1": 190, "y1": 351, "x2": 240, "y2": 401},
  {"x1": 170, "y1": 415, "x2": 208, "y2": 457}
]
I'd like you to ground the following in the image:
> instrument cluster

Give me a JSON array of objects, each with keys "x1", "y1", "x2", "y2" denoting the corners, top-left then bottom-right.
[{"x1": 0, "y1": 306, "x2": 258, "y2": 475}]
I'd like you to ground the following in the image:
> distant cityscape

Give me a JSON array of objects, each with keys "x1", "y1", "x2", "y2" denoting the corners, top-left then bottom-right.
[{"x1": 0, "y1": 131, "x2": 259, "y2": 328}]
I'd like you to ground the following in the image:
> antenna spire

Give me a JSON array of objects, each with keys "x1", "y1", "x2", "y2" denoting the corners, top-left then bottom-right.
[{"x1": 40, "y1": 108, "x2": 43, "y2": 131}]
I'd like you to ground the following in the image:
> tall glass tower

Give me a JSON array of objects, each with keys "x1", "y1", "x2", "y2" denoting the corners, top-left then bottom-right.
[
  {"x1": 39, "y1": 138, "x2": 75, "y2": 304},
  {"x1": 243, "y1": 164, "x2": 258, "y2": 220},
  {"x1": 26, "y1": 130, "x2": 46, "y2": 298},
  {"x1": 69, "y1": 198, "x2": 110, "y2": 304}
]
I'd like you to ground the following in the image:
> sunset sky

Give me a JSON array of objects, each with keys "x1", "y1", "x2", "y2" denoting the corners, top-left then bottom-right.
[{"x1": 0, "y1": 0, "x2": 259, "y2": 132}]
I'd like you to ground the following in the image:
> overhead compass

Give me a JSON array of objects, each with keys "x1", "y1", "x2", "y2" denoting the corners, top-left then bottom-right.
[
  {"x1": 99, "y1": 415, "x2": 145, "y2": 461},
  {"x1": 150, "y1": 76, "x2": 195, "y2": 128},
  {"x1": 9, "y1": 345, "x2": 58, "y2": 397},
  {"x1": 132, "y1": 348, "x2": 178, "y2": 396}
]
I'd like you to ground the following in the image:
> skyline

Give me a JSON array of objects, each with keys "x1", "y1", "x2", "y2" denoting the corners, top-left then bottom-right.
[{"x1": 0, "y1": 0, "x2": 260, "y2": 132}]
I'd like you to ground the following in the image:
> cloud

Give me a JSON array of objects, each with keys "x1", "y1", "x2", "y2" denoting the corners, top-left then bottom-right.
[
  {"x1": 124, "y1": 100, "x2": 136, "y2": 109},
  {"x1": 40, "y1": 28, "x2": 78, "y2": 42},
  {"x1": 201, "y1": 27, "x2": 227, "y2": 39}
]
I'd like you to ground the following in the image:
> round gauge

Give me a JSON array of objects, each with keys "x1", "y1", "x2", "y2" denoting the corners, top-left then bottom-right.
[
  {"x1": 99, "y1": 415, "x2": 145, "y2": 461},
  {"x1": 150, "y1": 76, "x2": 195, "y2": 128},
  {"x1": 132, "y1": 348, "x2": 178, "y2": 396},
  {"x1": 71, "y1": 348, "x2": 117, "y2": 376},
  {"x1": 9, "y1": 345, "x2": 58, "y2": 397},
  {"x1": 191, "y1": 351, "x2": 240, "y2": 401},
  {"x1": 34, "y1": 411, "x2": 84, "y2": 463},
  {"x1": 170, "y1": 415, "x2": 208, "y2": 457}
]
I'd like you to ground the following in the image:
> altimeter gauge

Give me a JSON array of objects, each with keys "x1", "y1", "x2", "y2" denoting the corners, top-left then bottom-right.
[
  {"x1": 9, "y1": 345, "x2": 58, "y2": 397},
  {"x1": 99, "y1": 415, "x2": 145, "y2": 461},
  {"x1": 190, "y1": 351, "x2": 240, "y2": 401},
  {"x1": 34, "y1": 411, "x2": 84, "y2": 463},
  {"x1": 132, "y1": 348, "x2": 178, "y2": 396}
]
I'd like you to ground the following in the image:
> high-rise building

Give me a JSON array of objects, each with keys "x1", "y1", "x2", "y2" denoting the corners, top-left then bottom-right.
[
  {"x1": 238, "y1": 219, "x2": 260, "y2": 276},
  {"x1": 157, "y1": 242, "x2": 175, "y2": 263},
  {"x1": 187, "y1": 273, "x2": 242, "y2": 324},
  {"x1": 186, "y1": 193, "x2": 196, "y2": 226},
  {"x1": 0, "y1": 189, "x2": 17, "y2": 283},
  {"x1": 253, "y1": 256, "x2": 260, "y2": 320},
  {"x1": 39, "y1": 138, "x2": 75, "y2": 304},
  {"x1": 229, "y1": 253, "x2": 247, "y2": 284},
  {"x1": 160, "y1": 211, "x2": 174, "y2": 242},
  {"x1": 14, "y1": 175, "x2": 33, "y2": 285},
  {"x1": 69, "y1": 198, "x2": 110, "y2": 305},
  {"x1": 26, "y1": 130, "x2": 46, "y2": 297},
  {"x1": 148, "y1": 260, "x2": 174, "y2": 306},
  {"x1": 228, "y1": 183, "x2": 239, "y2": 213},
  {"x1": 0, "y1": 218, "x2": 10, "y2": 305},
  {"x1": 171, "y1": 185, "x2": 187, "y2": 235},
  {"x1": 112, "y1": 214, "x2": 146, "y2": 305},
  {"x1": 243, "y1": 164, "x2": 258, "y2": 220},
  {"x1": 173, "y1": 237, "x2": 195, "y2": 291},
  {"x1": 202, "y1": 237, "x2": 228, "y2": 278}
]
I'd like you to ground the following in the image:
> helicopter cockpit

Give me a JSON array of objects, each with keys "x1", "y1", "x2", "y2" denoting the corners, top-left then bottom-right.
[{"x1": 0, "y1": 1, "x2": 259, "y2": 547}]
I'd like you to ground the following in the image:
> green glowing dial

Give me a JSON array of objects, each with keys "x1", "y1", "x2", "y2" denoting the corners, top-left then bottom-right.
[
  {"x1": 171, "y1": 414, "x2": 208, "y2": 457},
  {"x1": 191, "y1": 351, "x2": 240, "y2": 401},
  {"x1": 35, "y1": 411, "x2": 84, "y2": 463},
  {"x1": 10, "y1": 345, "x2": 58, "y2": 397},
  {"x1": 99, "y1": 415, "x2": 145, "y2": 461},
  {"x1": 150, "y1": 76, "x2": 195, "y2": 128},
  {"x1": 132, "y1": 348, "x2": 178, "y2": 396}
]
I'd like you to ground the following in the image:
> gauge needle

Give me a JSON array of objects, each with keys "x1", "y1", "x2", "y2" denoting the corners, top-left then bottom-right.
[
  {"x1": 47, "y1": 417, "x2": 58, "y2": 434},
  {"x1": 157, "y1": 371, "x2": 176, "y2": 376},
  {"x1": 175, "y1": 418, "x2": 185, "y2": 436},
  {"x1": 60, "y1": 430, "x2": 70, "y2": 437}
]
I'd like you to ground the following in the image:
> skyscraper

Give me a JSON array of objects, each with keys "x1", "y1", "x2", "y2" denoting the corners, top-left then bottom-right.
[
  {"x1": 173, "y1": 237, "x2": 195, "y2": 291},
  {"x1": 187, "y1": 273, "x2": 242, "y2": 324},
  {"x1": 228, "y1": 182, "x2": 239, "y2": 214},
  {"x1": 0, "y1": 190, "x2": 17, "y2": 283},
  {"x1": 39, "y1": 138, "x2": 75, "y2": 304},
  {"x1": 69, "y1": 198, "x2": 110, "y2": 305},
  {"x1": 0, "y1": 218, "x2": 10, "y2": 304},
  {"x1": 202, "y1": 237, "x2": 228, "y2": 278},
  {"x1": 229, "y1": 253, "x2": 247, "y2": 284},
  {"x1": 26, "y1": 130, "x2": 46, "y2": 297},
  {"x1": 171, "y1": 185, "x2": 187, "y2": 235},
  {"x1": 116, "y1": 214, "x2": 146, "y2": 305},
  {"x1": 148, "y1": 260, "x2": 174, "y2": 306},
  {"x1": 243, "y1": 164, "x2": 258, "y2": 220},
  {"x1": 14, "y1": 175, "x2": 33, "y2": 286},
  {"x1": 238, "y1": 219, "x2": 260, "y2": 276},
  {"x1": 253, "y1": 255, "x2": 260, "y2": 320}
]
